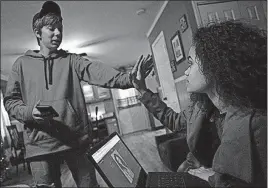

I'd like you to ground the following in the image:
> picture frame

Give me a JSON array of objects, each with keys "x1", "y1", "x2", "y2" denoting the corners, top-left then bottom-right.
[
  {"x1": 170, "y1": 31, "x2": 185, "y2": 64},
  {"x1": 179, "y1": 14, "x2": 188, "y2": 33},
  {"x1": 170, "y1": 60, "x2": 177, "y2": 73}
]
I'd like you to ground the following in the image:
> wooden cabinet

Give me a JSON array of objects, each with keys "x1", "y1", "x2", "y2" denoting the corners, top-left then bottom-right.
[
  {"x1": 81, "y1": 82, "x2": 120, "y2": 138},
  {"x1": 105, "y1": 117, "x2": 120, "y2": 135},
  {"x1": 117, "y1": 103, "x2": 151, "y2": 135},
  {"x1": 111, "y1": 88, "x2": 152, "y2": 135},
  {"x1": 96, "y1": 87, "x2": 111, "y2": 100},
  {"x1": 82, "y1": 84, "x2": 95, "y2": 102},
  {"x1": 90, "y1": 114, "x2": 120, "y2": 142},
  {"x1": 82, "y1": 83, "x2": 152, "y2": 136},
  {"x1": 92, "y1": 119, "x2": 109, "y2": 140},
  {"x1": 82, "y1": 82, "x2": 111, "y2": 103}
]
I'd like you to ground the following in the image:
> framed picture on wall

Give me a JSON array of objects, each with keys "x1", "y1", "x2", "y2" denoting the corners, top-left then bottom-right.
[
  {"x1": 170, "y1": 31, "x2": 185, "y2": 64},
  {"x1": 170, "y1": 60, "x2": 177, "y2": 73},
  {"x1": 179, "y1": 14, "x2": 188, "y2": 33}
]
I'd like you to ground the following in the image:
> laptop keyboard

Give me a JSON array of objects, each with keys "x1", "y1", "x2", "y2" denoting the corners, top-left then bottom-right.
[
  {"x1": 147, "y1": 172, "x2": 186, "y2": 188},
  {"x1": 158, "y1": 173, "x2": 185, "y2": 187}
]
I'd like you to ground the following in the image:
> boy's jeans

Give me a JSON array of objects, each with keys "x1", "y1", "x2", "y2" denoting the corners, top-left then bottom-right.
[{"x1": 30, "y1": 149, "x2": 98, "y2": 188}]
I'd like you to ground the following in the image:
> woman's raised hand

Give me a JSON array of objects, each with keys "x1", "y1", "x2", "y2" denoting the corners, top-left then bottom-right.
[{"x1": 131, "y1": 54, "x2": 152, "y2": 93}]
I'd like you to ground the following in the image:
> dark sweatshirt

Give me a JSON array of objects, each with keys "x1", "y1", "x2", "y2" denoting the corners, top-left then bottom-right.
[
  {"x1": 4, "y1": 49, "x2": 132, "y2": 158},
  {"x1": 140, "y1": 90, "x2": 267, "y2": 187}
]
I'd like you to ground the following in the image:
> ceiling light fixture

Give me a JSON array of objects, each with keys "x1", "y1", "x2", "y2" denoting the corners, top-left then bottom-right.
[{"x1": 136, "y1": 8, "x2": 146, "y2": 15}]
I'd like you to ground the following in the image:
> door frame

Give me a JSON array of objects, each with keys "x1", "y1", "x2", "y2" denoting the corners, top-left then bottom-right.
[
  {"x1": 191, "y1": 0, "x2": 237, "y2": 27},
  {"x1": 151, "y1": 31, "x2": 181, "y2": 112}
]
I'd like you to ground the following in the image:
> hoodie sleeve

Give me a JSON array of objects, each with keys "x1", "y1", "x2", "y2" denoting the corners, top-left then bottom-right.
[
  {"x1": 4, "y1": 59, "x2": 34, "y2": 124},
  {"x1": 139, "y1": 89, "x2": 187, "y2": 133},
  {"x1": 72, "y1": 54, "x2": 133, "y2": 89},
  {"x1": 208, "y1": 173, "x2": 252, "y2": 187}
]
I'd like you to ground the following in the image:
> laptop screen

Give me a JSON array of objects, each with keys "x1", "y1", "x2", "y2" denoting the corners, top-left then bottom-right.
[{"x1": 91, "y1": 134, "x2": 142, "y2": 187}]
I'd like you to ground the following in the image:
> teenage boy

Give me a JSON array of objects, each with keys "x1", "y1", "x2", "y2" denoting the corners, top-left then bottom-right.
[{"x1": 4, "y1": 1, "x2": 152, "y2": 187}]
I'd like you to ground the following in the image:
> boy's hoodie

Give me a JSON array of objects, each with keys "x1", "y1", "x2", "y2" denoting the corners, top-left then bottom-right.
[{"x1": 4, "y1": 49, "x2": 132, "y2": 158}]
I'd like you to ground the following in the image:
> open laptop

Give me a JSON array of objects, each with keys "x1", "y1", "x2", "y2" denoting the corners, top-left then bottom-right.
[{"x1": 86, "y1": 132, "x2": 210, "y2": 188}]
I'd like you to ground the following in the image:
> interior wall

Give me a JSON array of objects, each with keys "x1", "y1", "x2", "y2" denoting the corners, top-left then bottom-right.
[
  {"x1": 146, "y1": 1, "x2": 198, "y2": 124},
  {"x1": 148, "y1": 1, "x2": 198, "y2": 81},
  {"x1": 1, "y1": 79, "x2": 8, "y2": 95}
]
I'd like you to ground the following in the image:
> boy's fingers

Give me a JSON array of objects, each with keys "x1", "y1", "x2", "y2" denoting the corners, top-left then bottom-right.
[
  {"x1": 143, "y1": 54, "x2": 152, "y2": 64},
  {"x1": 133, "y1": 55, "x2": 143, "y2": 70},
  {"x1": 144, "y1": 63, "x2": 154, "y2": 76},
  {"x1": 142, "y1": 56, "x2": 153, "y2": 70},
  {"x1": 146, "y1": 54, "x2": 152, "y2": 62},
  {"x1": 132, "y1": 55, "x2": 144, "y2": 78},
  {"x1": 138, "y1": 56, "x2": 143, "y2": 69},
  {"x1": 145, "y1": 69, "x2": 152, "y2": 77},
  {"x1": 144, "y1": 54, "x2": 151, "y2": 60},
  {"x1": 136, "y1": 58, "x2": 144, "y2": 80},
  {"x1": 144, "y1": 54, "x2": 151, "y2": 62},
  {"x1": 146, "y1": 62, "x2": 154, "y2": 70}
]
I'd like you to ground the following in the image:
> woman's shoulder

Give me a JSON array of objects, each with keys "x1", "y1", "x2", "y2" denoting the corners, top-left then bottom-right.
[
  {"x1": 250, "y1": 111, "x2": 267, "y2": 132},
  {"x1": 221, "y1": 108, "x2": 266, "y2": 138},
  {"x1": 232, "y1": 109, "x2": 267, "y2": 133}
]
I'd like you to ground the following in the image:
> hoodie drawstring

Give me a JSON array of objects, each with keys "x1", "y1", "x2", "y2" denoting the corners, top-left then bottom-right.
[
  {"x1": 43, "y1": 57, "x2": 54, "y2": 90},
  {"x1": 44, "y1": 57, "x2": 48, "y2": 90},
  {"x1": 24, "y1": 50, "x2": 67, "y2": 90},
  {"x1": 48, "y1": 59, "x2": 54, "y2": 85}
]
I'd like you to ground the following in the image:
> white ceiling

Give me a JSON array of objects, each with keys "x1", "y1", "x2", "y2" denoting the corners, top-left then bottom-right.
[{"x1": 1, "y1": 1, "x2": 164, "y2": 79}]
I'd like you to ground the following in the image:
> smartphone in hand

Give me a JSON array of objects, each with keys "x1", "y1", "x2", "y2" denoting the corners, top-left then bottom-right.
[{"x1": 36, "y1": 105, "x2": 59, "y2": 117}]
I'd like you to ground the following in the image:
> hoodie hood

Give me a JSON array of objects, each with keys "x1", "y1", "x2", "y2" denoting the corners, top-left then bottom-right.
[
  {"x1": 24, "y1": 49, "x2": 67, "y2": 59},
  {"x1": 24, "y1": 49, "x2": 68, "y2": 90}
]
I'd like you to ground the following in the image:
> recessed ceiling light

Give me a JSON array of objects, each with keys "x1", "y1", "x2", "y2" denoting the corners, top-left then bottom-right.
[{"x1": 136, "y1": 8, "x2": 146, "y2": 15}]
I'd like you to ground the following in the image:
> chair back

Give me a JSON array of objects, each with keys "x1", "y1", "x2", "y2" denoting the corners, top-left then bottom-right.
[{"x1": 6, "y1": 124, "x2": 25, "y2": 150}]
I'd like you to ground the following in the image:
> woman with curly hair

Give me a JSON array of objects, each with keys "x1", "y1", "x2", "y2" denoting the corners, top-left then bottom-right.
[{"x1": 131, "y1": 20, "x2": 267, "y2": 187}]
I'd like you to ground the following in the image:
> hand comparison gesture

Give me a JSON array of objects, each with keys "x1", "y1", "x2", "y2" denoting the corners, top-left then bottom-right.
[{"x1": 131, "y1": 54, "x2": 153, "y2": 95}]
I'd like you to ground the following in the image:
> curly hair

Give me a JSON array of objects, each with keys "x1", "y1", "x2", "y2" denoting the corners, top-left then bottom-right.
[{"x1": 191, "y1": 20, "x2": 267, "y2": 112}]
